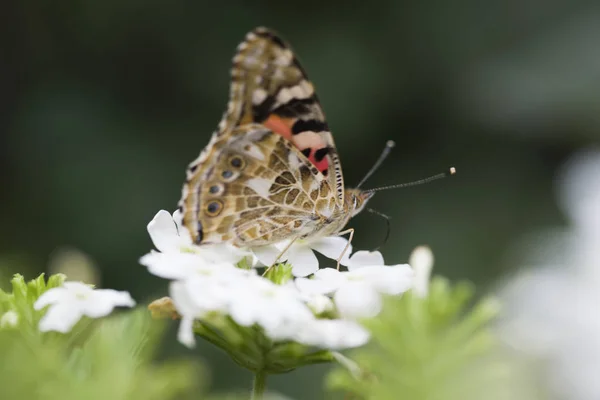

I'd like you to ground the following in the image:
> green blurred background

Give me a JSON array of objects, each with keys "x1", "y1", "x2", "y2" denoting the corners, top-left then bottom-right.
[{"x1": 3, "y1": 0, "x2": 598, "y2": 398}]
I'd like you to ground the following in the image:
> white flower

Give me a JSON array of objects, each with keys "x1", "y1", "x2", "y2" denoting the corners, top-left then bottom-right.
[
  {"x1": 409, "y1": 245, "x2": 434, "y2": 298},
  {"x1": 496, "y1": 150, "x2": 600, "y2": 400},
  {"x1": 294, "y1": 319, "x2": 370, "y2": 349},
  {"x1": 227, "y1": 278, "x2": 316, "y2": 341},
  {"x1": 170, "y1": 274, "x2": 241, "y2": 348},
  {"x1": 253, "y1": 236, "x2": 352, "y2": 277},
  {"x1": 34, "y1": 282, "x2": 135, "y2": 333},
  {"x1": 140, "y1": 251, "x2": 247, "y2": 281},
  {"x1": 296, "y1": 250, "x2": 414, "y2": 318},
  {"x1": 0, "y1": 310, "x2": 18, "y2": 328},
  {"x1": 146, "y1": 209, "x2": 248, "y2": 262},
  {"x1": 147, "y1": 209, "x2": 193, "y2": 252},
  {"x1": 141, "y1": 210, "x2": 250, "y2": 278}
]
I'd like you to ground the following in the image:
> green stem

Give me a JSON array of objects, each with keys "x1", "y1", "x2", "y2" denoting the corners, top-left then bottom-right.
[{"x1": 251, "y1": 370, "x2": 267, "y2": 400}]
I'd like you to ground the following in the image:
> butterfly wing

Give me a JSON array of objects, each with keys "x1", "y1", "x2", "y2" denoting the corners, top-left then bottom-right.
[
  {"x1": 181, "y1": 124, "x2": 336, "y2": 246},
  {"x1": 220, "y1": 27, "x2": 345, "y2": 205},
  {"x1": 180, "y1": 28, "x2": 345, "y2": 246}
]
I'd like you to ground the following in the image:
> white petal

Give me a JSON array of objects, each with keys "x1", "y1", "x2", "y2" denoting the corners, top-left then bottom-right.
[
  {"x1": 172, "y1": 209, "x2": 195, "y2": 245},
  {"x1": 295, "y1": 319, "x2": 370, "y2": 349},
  {"x1": 409, "y1": 246, "x2": 434, "y2": 298},
  {"x1": 141, "y1": 252, "x2": 235, "y2": 281},
  {"x1": 289, "y1": 247, "x2": 319, "y2": 277},
  {"x1": 38, "y1": 304, "x2": 83, "y2": 333},
  {"x1": 335, "y1": 282, "x2": 382, "y2": 319},
  {"x1": 147, "y1": 210, "x2": 181, "y2": 252},
  {"x1": 304, "y1": 294, "x2": 334, "y2": 314},
  {"x1": 313, "y1": 268, "x2": 346, "y2": 286},
  {"x1": 352, "y1": 265, "x2": 414, "y2": 295},
  {"x1": 202, "y1": 244, "x2": 249, "y2": 264},
  {"x1": 34, "y1": 287, "x2": 70, "y2": 310},
  {"x1": 310, "y1": 236, "x2": 352, "y2": 262},
  {"x1": 172, "y1": 209, "x2": 184, "y2": 232},
  {"x1": 177, "y1": 316, "x2": 196, "y2": 348},
  {"x1": 169, "y1": 281, "x2": 198, "y2": 317},
  {"x1": 347, "y1": 250, "x2": 385, "y2": 270},
  {"x1": 83, "y1": 290, "x2": 135, "y2": 318},
  {"x1": 295, "y1": 276, "x2": 339, "y2": 295},
  {"x1": 228, "y1": 296, "x2": 259, "y2": 327},
  {"x1": 252, "y1": 245, "x2": 285, "y2": 266}
]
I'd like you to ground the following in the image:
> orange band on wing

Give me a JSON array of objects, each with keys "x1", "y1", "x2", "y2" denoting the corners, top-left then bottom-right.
[{"x1": 263, "y1": 115, "x2": 295, "y2": 140}]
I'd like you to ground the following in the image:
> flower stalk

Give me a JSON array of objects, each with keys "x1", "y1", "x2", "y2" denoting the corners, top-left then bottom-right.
[{"x1": 251, "y1": 370, "x2": 267, "y2": 400}]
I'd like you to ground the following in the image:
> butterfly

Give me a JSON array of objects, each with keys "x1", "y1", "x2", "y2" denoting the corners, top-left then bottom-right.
[{"x1": 179, "y1": 27, "x2": 377, "y2": 252}]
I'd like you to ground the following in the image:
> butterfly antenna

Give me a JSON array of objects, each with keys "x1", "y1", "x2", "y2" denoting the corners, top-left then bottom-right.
[
  {"x1": 364, "y1": 167, "x2": 456, "y2": 194},
  {"x1": 356, "y1": 140, "x2": 396, "y2": 189},
  {"x1": 367, "y1": 208, "x2": 391, "y2": 250}
]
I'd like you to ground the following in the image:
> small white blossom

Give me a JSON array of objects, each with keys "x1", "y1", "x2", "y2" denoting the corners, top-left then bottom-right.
[
  {"x1": 34, "y1": 282, "x2": 135, "y2": 333},
  {"x1": 141, "y1": 210, "x2": 250, "y2": 277},
  {"x1": 227, "y1": 278, "x2": 315, "y2": 341},
  {"x1": 140, "y1": 251, "x2": 246, "y2": 281},
  {"x1": 294, "y1": 319, "x2": 370, "y2": 349},
  {"x1": 409, "y1": 245, "x2": 434, "y2": 298},
  {"x1": 296, "y1": 250, "x2": 414, "y2": 318},
  {"x1": 253, "y1": 236, "x2": 352, "y2": 277},
  {"x1": 170, "y1": 274, "x2": 241, "y2": 348},
  {"x1": 146, "y1": 209, "x2": 248, "y2": 262},
  {"x1": 0, "y1": 310, "x2": 18, "y2": 328}
]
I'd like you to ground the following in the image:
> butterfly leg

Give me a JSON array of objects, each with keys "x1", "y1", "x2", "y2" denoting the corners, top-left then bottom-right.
[
  {"x1": 335, "y1": 228, "x2": 354, "y2": 271},
  {"x1": 262, "y1": 237, "x2": 298, "y2": 277}
]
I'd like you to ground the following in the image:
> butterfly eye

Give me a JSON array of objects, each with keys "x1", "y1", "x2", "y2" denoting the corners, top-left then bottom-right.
[
  {"x1": 229, "y1": 156, "x2": 245, "y2": 169},
  {"x1": 205, "y1": 200, "x2": 223, "y2": 216}
]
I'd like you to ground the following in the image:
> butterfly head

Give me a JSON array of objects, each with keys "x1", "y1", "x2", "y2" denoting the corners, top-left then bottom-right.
[{"x1": 345, "y1": 188, "x2": 375, "y2": 217}]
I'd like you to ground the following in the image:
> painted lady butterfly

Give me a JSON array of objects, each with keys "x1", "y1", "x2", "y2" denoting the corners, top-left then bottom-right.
[{"x1": 179, "y1": 27, "x2": 451, "y2": 253}]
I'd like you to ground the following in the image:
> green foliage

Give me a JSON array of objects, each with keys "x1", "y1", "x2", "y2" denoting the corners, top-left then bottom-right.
[
  {"x1": 327, "y1": 277, "x2": 538, "y2": 400},
  {"x1": 0, "y1": 273, "x2": 66, "y2": 334},
  {"x1": 0, "y1": 274, "x2": 205, "y2": 400},
  {"x1": 262, "y1": 263, "x2": 293, "y2": 285}
]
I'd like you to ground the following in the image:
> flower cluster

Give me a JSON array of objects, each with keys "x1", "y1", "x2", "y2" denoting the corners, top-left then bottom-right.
[
  {"x1": 30, "y1": 208, "x2": 416, "y2": 359},
  {"x1": 139, "y1": 210, "x2": 415, "y2": 350}
]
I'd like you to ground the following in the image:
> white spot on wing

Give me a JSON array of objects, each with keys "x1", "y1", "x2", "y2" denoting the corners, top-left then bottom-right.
[
  {"x1": 294, "y1": 131, "x2": 326, "y2": 148},
  {"x1": 253, "y1": 88, "x2": 268, "y2": 105},
  {"x1": 275, "y1": 81, "x2": 314, "y2": 107},
  {"x1": 274, "y1": 49, "x2": 293, "y2": 66},
  {"x1": 242, "y1": 144, "x2": 265, "y2": 160},
  {"x1": 288, "y1": 152, "x2": 303, "y2": 170},
  {"x1": 247, "y1": 177, "x2": 272, "y2": 198}
]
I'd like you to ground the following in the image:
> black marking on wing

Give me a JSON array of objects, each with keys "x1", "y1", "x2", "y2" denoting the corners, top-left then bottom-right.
[{"x1": 292, "y1": 119, "x2": 329, "y2": 135}]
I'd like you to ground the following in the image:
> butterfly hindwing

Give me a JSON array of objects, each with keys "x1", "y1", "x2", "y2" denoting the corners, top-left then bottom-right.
[{"x1": 181, "y1": 125, "x2": 336, "y2": 246}]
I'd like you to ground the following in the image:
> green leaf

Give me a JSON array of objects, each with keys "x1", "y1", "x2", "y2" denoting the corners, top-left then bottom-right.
[{"x1": 0, "y1": 307, "x2": 205, "y2": 400}]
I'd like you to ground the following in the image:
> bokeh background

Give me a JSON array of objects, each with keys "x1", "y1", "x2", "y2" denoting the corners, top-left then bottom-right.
[{"x1": 3, "y1": 1, "x2": 600, "y2": 399}]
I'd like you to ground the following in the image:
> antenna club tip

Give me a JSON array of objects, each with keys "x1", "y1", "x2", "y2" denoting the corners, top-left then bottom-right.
[
  {"x1": 386, "y1": 140, "x2": 396, "y2": 148},
  {"x1": 449, "y1": 167, "x2": 456, "y2": 175}
]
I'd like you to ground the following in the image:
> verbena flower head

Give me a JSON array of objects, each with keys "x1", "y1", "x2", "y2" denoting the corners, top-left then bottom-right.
[
  {"x1": 34, "y1": 282, "x2": 135, "y2": 333},
  {"x1": 142, "y1": 209, "x2": 415, "y2": 368}
]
